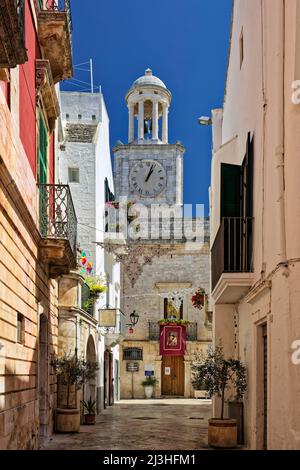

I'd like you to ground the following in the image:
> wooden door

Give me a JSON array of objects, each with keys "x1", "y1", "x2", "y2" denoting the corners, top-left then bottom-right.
[
  {"x1": 104, "y1": 351, "x2": 110, "y2": 409},
  {"x1": 109, "y1": 352, "x2": 114, "y2": 406},
  {"x1": 161, "y1": 356, "x2": 184, "y2": 396},
  {"x1": 262, "y1": 325, "x2": 268, "y2": 450}
]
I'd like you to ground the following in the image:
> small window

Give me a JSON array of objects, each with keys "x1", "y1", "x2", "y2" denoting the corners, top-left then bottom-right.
[
  {"x1": 239, "y1": 28, "x2": 244, "y2": 68},
  {"x1": 66, "y1": 113, "x2": 69, "y2": 119},
  {"x1": 17, "y1": 313, "x2": 25, "y2": 344},
  {"x1": 123, "y1": 348, "x2": 143, "y2": 361},
  {"x1": 78, "y1": 114, "x2": 82, "y2": 120},
  {"x1": 68, "y1": 167, "x2": 80, "y2": 183},
  {"x1": 164, "y1": 298, "x2": 183, "y2": 320},
  {"x1": 92, "y1": 115, "x2": 96, "y2": 120}
]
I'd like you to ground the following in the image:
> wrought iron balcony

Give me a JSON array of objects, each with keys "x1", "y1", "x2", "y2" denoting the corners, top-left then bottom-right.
[
  {"x1": 148, "y1": 321, "x2": 198, "y2": 341},
  {"x1": 0, "y1": 0, "x2": 28, "y2": 69},
  {"x1": 38, "y1": 184, "x2": 77, "y2": 277},
  {"x1": 211, "y1": 217, "x2": 253, "y2": 294},
  {"x1": 37, "y1": 0, "x2": 73, "y2": 83}
]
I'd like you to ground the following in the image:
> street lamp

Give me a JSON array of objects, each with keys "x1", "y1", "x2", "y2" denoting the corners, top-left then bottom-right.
[
  {"x1": 198, "y1": 116, "x2": 212, "y2": 126},
  {"x1": 129, "y1": 310, "x2": 139, "y2": 326}
]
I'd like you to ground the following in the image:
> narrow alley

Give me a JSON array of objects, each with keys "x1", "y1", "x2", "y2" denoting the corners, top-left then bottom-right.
[{"x1": 42, "y1": 400, "x2": 211, "y2": 451}]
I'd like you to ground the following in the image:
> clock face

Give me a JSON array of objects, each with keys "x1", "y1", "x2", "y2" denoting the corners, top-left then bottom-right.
[{"x1": 129, "y1": 160, "x2": 166, "y2": 197}]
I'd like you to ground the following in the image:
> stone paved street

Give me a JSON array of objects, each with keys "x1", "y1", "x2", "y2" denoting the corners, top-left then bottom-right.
[{"x1": 42, "y1": 399, "x2": 211, "y2": 450}]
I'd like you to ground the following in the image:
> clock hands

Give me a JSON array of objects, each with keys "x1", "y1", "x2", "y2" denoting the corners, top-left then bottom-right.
[{"x1": 145, "y1": 164, "x2": 155, "y2": 182}]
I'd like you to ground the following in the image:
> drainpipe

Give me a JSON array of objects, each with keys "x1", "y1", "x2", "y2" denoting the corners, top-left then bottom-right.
[{"x1": 275, "y1": 0, "x2": 287, "y2": 266}]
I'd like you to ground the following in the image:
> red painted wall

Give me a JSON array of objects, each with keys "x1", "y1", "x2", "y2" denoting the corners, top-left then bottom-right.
[{"x1": 19, "y1": 0, "x2": 41, "y2": 178}]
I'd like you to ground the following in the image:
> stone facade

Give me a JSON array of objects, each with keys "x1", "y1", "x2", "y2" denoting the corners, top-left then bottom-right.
[
  {"x1": 113, "y1": 70, "x2": 212, "y2": 399},
  {"x1": 210, "y1": 0, "x2": 300, "y2": 450},
  {"x1": 120, "y1": 240, "x2": 212, "y2": 398},
  {"x1": 58, "y1": 273, "x2": 100, "y2": 412},
  {"x1": 58, "y1": 91, "x2": 121, "y2": 409}
]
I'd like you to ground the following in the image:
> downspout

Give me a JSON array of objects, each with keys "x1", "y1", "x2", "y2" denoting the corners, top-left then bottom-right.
[
  {"x1": 261, "y1": 0, "x2": 287, "y2": 275},
  {"x1": 275, "y1": 0, "x2": 287, "y2": 266}
]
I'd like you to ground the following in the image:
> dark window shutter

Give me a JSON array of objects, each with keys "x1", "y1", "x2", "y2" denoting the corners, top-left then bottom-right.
[
  {"x1": 39, "y1": 113, "x2": 48, "y2": 184},
  {"x1": 164, "y1": 298, "x2": 168, "y2": 319},
  {"x1": 221, "y1": 163, "x2": 241, "y2": 218}
]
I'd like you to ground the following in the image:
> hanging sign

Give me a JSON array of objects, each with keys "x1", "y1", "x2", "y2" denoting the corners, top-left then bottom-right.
[{"x1": 127, "y1": 362, "x2": 139, "y2": 372}]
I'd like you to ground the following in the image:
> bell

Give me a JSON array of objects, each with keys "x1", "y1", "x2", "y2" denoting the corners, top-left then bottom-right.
[{"x1": 144, "y1": 119, "x2": 149, "y2": 134}]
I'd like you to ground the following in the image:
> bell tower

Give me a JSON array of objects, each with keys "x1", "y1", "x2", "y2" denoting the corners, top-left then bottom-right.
[
  {"x1": 114, "y1": 69, "x2": 185, "y2": 206},
  {"x1": 126, "y1": 68, "x2": 171, "y2": 144}
]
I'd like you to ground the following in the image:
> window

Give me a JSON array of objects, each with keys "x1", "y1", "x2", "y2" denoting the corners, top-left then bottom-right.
[
  {"x1": 66, "y1": 113, "x2": 69, "y2": 119},
  {"x1": 239, "y1": 28, "x2": 244, "y2": 68},
  {"x1": 68, "y1": 167, "x2": 80, "y2": 183},
  {"x1": 164, "y1": 298, "x2": 183, "y2": 320},
  {"x1": 104, "y1": 177, "x2": 115, "y2": 202},
  {"x1": 123, "y1": 348, "x2": 143, "y2": 361},
  {"x1": 92, "y1": 115, "x2": 96, "y2": 120},
  {"x1": 78, "y1": 114, "x2": 82, "y2": 120},
  {"x1": 17, "y1": 313, "x2": 25, "y2": 344}
]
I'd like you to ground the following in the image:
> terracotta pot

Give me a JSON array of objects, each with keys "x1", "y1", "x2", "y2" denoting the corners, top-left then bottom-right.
[
  {"x1": 55, "y1": 408, "x2": 80, "y2": 433},
  {"x1": 208, "y1": 419, "x2": 237, "y2": 448},
  {"x1": 84, "y1": 414, "x2": 96, "y2": 425}
]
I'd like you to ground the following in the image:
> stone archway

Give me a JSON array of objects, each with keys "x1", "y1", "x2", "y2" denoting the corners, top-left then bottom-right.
[{"x1": 85, "y1": 335, "x2": 97, "y2": 403}]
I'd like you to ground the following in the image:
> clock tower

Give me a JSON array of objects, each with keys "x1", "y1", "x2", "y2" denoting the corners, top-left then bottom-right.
[{"x1": 113, "y1": 69, "x2": 185, "y2": 206}]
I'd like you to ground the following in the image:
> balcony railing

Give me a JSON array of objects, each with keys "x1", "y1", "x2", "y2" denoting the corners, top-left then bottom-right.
[
  {"x1": 148, "y1": 321, "x2": 198, "y2": 341},
  {"x1": 211, "y1": 217, "x2": 253, "y2": 292},
  {"x1": 38, "y1": 184, "x2": 77, "y2": 275},
  {"x1": 37, "y1": 0, "x2": 73, "y2": 83},
  {"x1": 39, "y1": 0, "x2": 72, "y2": 34},
  {"x1": 0, "y1": 0, "x2": 28, "y2": 68}
]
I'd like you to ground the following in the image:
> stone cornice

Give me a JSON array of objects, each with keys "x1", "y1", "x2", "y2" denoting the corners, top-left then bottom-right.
[{"x1": 113, "y1": 142, "x2": 186, "y2": 154}]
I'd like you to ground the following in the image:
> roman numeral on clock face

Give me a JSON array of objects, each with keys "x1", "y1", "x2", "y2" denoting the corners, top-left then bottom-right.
[{"x1": 129, "y1": 160, "x2": 166, "y2": 197}]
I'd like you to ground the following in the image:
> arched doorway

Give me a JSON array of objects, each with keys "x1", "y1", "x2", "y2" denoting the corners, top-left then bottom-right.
[
  {"x1": 85, "y1": 335, "x2": 97, "y2": 403},
  {"x1": 38, "y1": 313, "x2": 49, "y2": 440}
]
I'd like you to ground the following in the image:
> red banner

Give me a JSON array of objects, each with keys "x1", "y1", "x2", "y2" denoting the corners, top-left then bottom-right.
[{"x1": 159, "y1": 325, "x2": 186, "y2": 356}]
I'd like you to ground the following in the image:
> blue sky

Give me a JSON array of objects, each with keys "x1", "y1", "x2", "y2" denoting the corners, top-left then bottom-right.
[{"x1": 62, "y1": 0, "x2": 232, "y2": 214}]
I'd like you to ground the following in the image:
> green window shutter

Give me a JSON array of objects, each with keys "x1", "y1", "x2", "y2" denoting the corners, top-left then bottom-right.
[
  {"x1": 39, "y1": 113, "x2": 48, "y2": 184},
  {"x1": 220, "y1": 163, "x2": 241, "y2": 218}
]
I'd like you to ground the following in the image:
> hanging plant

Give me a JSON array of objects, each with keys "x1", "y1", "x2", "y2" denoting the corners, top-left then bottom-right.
[
  {"x1": 85, "y1": 275, "x2": 107, "y2": 297},
  {"x1": 191, "y1": 287, "x2": 206, "y2": 309}
]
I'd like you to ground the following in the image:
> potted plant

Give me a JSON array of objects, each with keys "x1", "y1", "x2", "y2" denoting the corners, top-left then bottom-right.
[
  {"x1": 141, "y1": 376, "x2": 157, "y2": 399},
  {"x1": 85, "y1": 275, "x2": 107, "y2": 298},
  {"x1": 191, "y1": 287, "x2": 206, "y2": 309},
  {"x1": 81, "y1": 396, "x2": 97, "y2": 425},
  {"x1": 51, "y1": 354, "x2": 98, "y2": 433},
  {"x1": 157, "y1": 318, "x2": 190, "y2": 326},
  {"x1": 192, "y1": 346, "x2": 247, "y2": 448}
]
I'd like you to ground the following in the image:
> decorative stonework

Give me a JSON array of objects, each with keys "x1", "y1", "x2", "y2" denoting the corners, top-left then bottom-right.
[
  {"x1": 36, "y1": 59, "x2": 60, "y2": 131},
  {"x1": 96, "y1": 240, "x2": 174, "y2": 287}
]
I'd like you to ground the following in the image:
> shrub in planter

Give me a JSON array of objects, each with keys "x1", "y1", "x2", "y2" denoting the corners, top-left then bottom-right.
[
  {"x1": 85, "y1": 276, "x2": 107, "y2": 297},
  {"x1": 157, "y1": 318, "x2": 190, "y2": 326},
  {"x1": 141, "y1": 376, "x2": 157, "y2": 399},
  {"x1": 51, "y1": 354, "x2": 98, "y2": 433},
  {"x1": 192, "y1": 346, "x2": 247, "y2": 448},
  {"x1": 81, "y1": 396, "x2": 97, "y2": 425}
]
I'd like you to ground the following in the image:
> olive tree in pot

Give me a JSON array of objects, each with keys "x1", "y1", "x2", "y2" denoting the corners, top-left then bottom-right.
[
  {"x1": 192, "y1": 346, "x2": 247, "y2": 448},
  {"x1": 51, "y1": 354, "x2": 98, "y2": 433}
]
